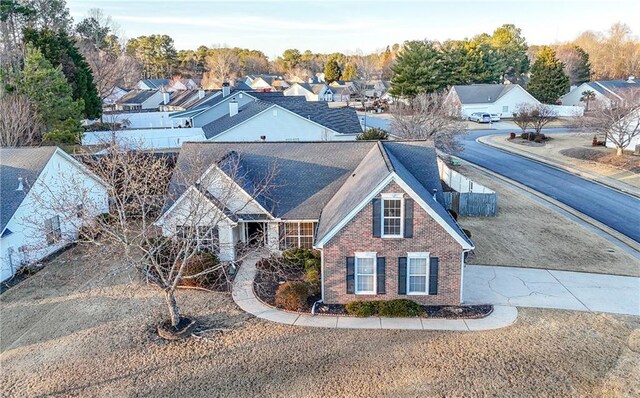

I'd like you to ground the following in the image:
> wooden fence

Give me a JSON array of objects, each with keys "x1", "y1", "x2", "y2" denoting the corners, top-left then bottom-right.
[{"x1": 443, "y1": 191, "x2": 497, "y2": 217}]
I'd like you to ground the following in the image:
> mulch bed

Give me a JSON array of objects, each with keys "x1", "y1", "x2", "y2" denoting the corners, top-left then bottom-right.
[
  {"x1": 255, "y1": 268, "x2": 493, "y2": 319},
  {"x1": 561, "y1": 147, "x2": 640, "y2": 173}
]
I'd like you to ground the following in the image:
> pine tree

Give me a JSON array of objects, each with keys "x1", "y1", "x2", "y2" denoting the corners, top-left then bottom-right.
[
  {"x1": 389, "y1": 40, "x2": 444, "y2": 98},
  {"x1": 324, "y1": 58, "x2": 341, "y2": 84},
  {"x1": 19, "y1": 45, "x2": 84, "y2": 143},
  {"x1": 572, "y1": 46, "x2": 591, "y2": 85},
  {"x1": 24, "y1": 27, "x2": 102, "y2": 119},
  {"x1": 527, "y1": 46, "x2": 570, "y2": 104}
]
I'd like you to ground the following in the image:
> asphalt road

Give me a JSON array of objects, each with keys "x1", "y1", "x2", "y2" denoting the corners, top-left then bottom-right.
[{"x1": 455, "y1": 128, "x2": 640, "y2": 244}]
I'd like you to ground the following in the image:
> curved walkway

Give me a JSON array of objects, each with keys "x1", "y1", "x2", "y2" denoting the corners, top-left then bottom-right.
[{"x1": 232, "y1": 255, "x2": 518, "y2": 331}]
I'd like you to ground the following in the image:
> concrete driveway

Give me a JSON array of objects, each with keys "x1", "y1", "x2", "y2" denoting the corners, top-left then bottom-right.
[{"x1": 464, "y1": 265, "x2": 640, "y2": 316}]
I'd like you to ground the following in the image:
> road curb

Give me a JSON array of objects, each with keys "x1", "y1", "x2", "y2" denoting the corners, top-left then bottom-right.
[
  {"x1": 452, "y1": 156, "x2": 640, "y2": 255},
  {"x1": 477, "y1": 135, "x2": 640, "y2": 199}
]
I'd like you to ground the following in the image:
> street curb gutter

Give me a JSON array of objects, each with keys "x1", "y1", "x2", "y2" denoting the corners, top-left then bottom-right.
[
  {"x1": 451, "y1": 156, "x2": 640, "y2": 256},
  {"x1": 477, "y1": 135, "x2": 640, "y2": 200}
]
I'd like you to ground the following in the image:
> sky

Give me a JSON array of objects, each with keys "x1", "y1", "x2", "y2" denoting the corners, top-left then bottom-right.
[{"x1": 66, "y1": 0, "x2": 639, "y2": 59}]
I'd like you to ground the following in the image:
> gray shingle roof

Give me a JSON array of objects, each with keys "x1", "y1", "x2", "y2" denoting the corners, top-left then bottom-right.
[
  {"x1": 141, "y1": 79, "x2": 170, "y2": 89},
  {"x1": 0, "y1": 147, "x2": 57, "y2": 233},
  {"x1": 201, "y1": 100, "x2": 274, "y2": 139},
  {"x1": 589, "y1": 79, "x2": 639, "y2": 100},
  {"x1": 452, "y1": 84, "x2": 522, "y2": 104},
  {"x1": 166, "y1": 141, "x2": 471, "y2": 248},
  {"x1": 117, "y1": 89, "x2": 159, "y2": 105}
]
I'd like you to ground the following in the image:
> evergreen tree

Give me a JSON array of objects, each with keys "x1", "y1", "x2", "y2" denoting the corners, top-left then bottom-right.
[
  {"x1": 490, "y1": 24, "x2": 530, "y2": 84},
  {"x1": 463, "y1": 39, "x2": 503, "y2": 84},
  {"x1": 18, "y1": 45, "x2": 84, "y2": 143},
  {"x1": 324, "y1": 58, "x2": 341, "y2": 84},
  {"x1": 341, "y1": 62, "x2": 357, "y2": 81},
  {"x1": 23, "y1": 28, "x2": 102, "y2": 119},
  {"x1": 572, "y1": 46, "x2": 591, "y2": 85},
  {"x1": 528, "y1": 46, "x2": 570, "y2": 104},
  {"x1": 389, "y1": 40, "x2": 444, "y2": 98}
]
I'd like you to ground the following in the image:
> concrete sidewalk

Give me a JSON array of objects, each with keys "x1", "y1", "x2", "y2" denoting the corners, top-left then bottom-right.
[
  {"x1": 478, "y1": 134, "x2": 640, "y2": 198},
  {"x1": 232, "y1": 256, "x2": 518, "y2": 331},
  {"x1": 464, "y1": 265, "x2": 640, "y2": 316}
]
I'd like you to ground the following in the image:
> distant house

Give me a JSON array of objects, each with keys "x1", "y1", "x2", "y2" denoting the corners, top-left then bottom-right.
[
  {"x1": 561, "y1": 77, "x2": 638, "y2": 108},
  {"x1": 0, "y1": 147, "x2": 108, "y2": 282},
  {"x1": 115, "y1": 90, "x2": 168, "y2": 111},
  {"x1": 157, "y1": 140, "x2": 473, "y2": 305},
  {"x1": 102, "y1": 86, "x2": 129, "y2": 111},
  {"x1": 446, "y1": 84, "x2": 540, "y2": 117},
  {"x1": 365, "y1": 80, "x2": 391, "y2": 98},
  {"x1": 136, "y1": 79, "x2": 171, "y2": 91},
  {"x1": 330, "y1": 85, "x2": 352, "y2": 102},
  {"x1": 244, "y1": 75, "x2": 289, "y2": 92},
  {"x1": 284, "y1": 83, "x2": 333, "y2": 101},
  {"x1": 159, "y1": 89, "x2": 215, "y2": 112}
]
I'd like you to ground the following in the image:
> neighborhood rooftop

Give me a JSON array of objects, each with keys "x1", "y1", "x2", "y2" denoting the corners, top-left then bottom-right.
[{"x1": 451, "y1": 84, "x2": 520, "y2": 104}]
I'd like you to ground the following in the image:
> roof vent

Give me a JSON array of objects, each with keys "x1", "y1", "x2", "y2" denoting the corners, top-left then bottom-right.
[{"x1": 16, "y1": 177, "x2": 24, "y2": 191}]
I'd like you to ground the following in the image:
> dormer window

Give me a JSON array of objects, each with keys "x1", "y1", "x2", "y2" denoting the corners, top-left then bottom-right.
[{"x1": 381, "y1": 193, "x2": 403, "y2": 238}]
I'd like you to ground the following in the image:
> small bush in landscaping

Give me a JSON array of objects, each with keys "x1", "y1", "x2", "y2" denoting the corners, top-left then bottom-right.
[
  {"x1": 275, "y1": 281, "x2": 310, "y2": 311},
  {"x1": 509, "y1": 132, "x2": 516, "y2": 139},
  {"x1": 345, "y1": 300, "x2": 380, "y2": 317},
  {"x1": 304, "y1": 268, "x2": 321, "y2": 295},
  {"x1": 378, "y1": 299, "x2": 424, "y2": 317},
  {"x1": 521, "y1": 132, "x2": 530, "y2": 140},
  {"x1": 180, "y1": 252, "x2": 220, "y2": 287},
  {"x1": 282, "y1": 248, "x2": 319, "y2": 268},
  {"x1": 304, "y1": 257, "x2": 320, "y2": 273}
]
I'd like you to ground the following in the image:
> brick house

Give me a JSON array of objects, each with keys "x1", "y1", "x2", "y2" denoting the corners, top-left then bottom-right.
[{"x1": 157, "y1": 141, "x2": 473, "y2": 305}]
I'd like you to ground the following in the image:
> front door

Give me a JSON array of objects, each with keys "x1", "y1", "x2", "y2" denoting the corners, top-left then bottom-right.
[{"x1": 245, "y1": 222, "x2": 266, "y2": 247}]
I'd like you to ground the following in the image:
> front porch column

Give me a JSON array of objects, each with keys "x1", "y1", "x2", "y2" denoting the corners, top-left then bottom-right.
[
  {"x1": 218, "y1": 224, "x2": 237, "y2": 261},
  {"x1": 267, "y1": 222, "x2": 280, "y2": 252}
]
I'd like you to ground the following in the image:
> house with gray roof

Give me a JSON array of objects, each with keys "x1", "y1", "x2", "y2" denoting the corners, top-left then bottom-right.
[
  {"x1": 156, "y1": 141, "x2": 473, "y2": 305},
  {"x1": 284, "y1": 83, "x2": 334, "y2": 101},
  {"x1": 446, "y1": 83, "x2": 540, "y2": 117},
  {"x1": 115, "y1": 89, "x2": 167, "y2": 111},
  {"x1": 136, "y1": 79, "x2": 171, "y2": 90},
  {"x1": 561, "y1": 77, "x2": 639, "y2": 109},
  {"x1": 0, "y1": 147, "x2": 108, "y2": 282}
]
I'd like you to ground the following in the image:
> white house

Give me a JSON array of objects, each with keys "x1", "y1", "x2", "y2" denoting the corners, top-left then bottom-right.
[
  {"x1": 284, "y1": 83, "x2": 333, "y2": 101},
  {"x1": 244, "y1": 75, "x2": 289, "y2": 92},
  {"x1": 102, "y1": 86, "x2": 129, "y2": 110},
  {"x1": 136, "y1": 79, "x2": 171, "y2": 91},
  {"x1": 605, "y1": 109, "x2": 640, "y2": 152},
  {"x1": 561, "y1": 78, "x2": 638, "y2": 108},
  {"x1": 447, "y1": 84, "x2": 541, "y2": 117},
  {"x1": 115, "y1": 90, "x2": 168, "y2": 111},
  {"x1": 0, "y1": 147, "x2": 109, "y2": 282}
]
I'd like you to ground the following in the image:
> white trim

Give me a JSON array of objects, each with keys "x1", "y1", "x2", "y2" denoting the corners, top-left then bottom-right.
[
  {"x1": 406, "y1": 252, "x2": 430, "y2": 295},
  {"x1": 154, "y1": 186, "x2": 237, "y2": 226},
  {"x1": 354, "y1": 252, "x2": 377, "y2": 295},
  {"x1": 315, "y1": 174, "x2": 394, "y2": 248},
  {"x1": 380, "y1": 192, "x2": 403, "y2": 198},
  {"x1": 381, "y1": 195, "x2": 404, "y2": 238}
]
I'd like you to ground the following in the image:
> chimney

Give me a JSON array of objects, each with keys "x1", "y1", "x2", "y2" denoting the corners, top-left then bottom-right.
[
  {"x1": 432, "y1": 189, "x2": 437, "y2": 200},
  {"x1": 198, "y1": 89, "x2": 205, "y2": 99},
  {"x1": 162, "y1": 91, "x2": 170, "y2": 105},
  {"x1": 229, "y1": 99, "x2": 238, "y2": 117},
  {"x1": 16, "y1": 177, "x2": 24, "y2": 191},
  {"x1": 222, "y1": 82, "x2": 230, "y2": 97}
]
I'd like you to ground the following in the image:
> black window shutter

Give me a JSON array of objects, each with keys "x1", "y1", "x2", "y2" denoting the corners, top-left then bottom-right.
[
  {"x1": 376, "y1": 257, "x2": 386, "y2": 294},
  {"x1": 429, "y1": 256, "x2": 439, "y2": 295},
  {"x1": 404, "y1": 198, "x2": 414, "y2": 238},
  {"x1": 346, "y1": 257, "x2": 355, "y2": 294},
  {"x1": 398, "y1": 257, "x2": 407, "y2": 294},
  {"x1": 372, "y1": 198, "x2": 381, "y2": 237}
]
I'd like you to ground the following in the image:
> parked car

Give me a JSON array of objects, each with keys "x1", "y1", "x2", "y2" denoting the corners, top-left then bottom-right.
[
  {"x1": 490, "y1": 114, "x2": 501, "y2": 122},
  {"x1": 468, "y1": 113, "x2": 491, "y2": 123}
]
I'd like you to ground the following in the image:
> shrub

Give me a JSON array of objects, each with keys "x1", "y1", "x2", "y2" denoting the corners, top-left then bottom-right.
[
  {"x1": 180, "y1": 252, "x2": 220, "y2": 287},
  {"x1": 275, "y1": 281, "x2": 309, "y2": 311},
  {"x1": 377, "y1": 299, "x2": 424, "y2": 317},
  {"x1": 534, "y1": 137, "x2": 543, "y2": 143},
  {"x1": 521, "y1": 132, "x2": 530, "y2": 140},
  {"x1": 509, "y1": 132, "x2": 516, "y2": 139},
  {"x1": 282, "y1": 248, "x2": 320, "y2": 268},
  {"x1": 304, "y1": 268, "x2": 321, "y2": 295},
  {"x1": 345, "y1": 300, "x2": 380, "y2": 317},
  {"x1": 304, "y1": 257, "x2": 321, "y2": 273},
  {"x1": 356, "y1": 127, "x2": 389, "y2": 140}
]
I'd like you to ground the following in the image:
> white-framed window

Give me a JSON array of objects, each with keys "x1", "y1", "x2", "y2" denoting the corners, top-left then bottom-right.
[
  {"x1": 45, "y1": 215, "x2": 62, "y2": 245},
  {"x1": 355, "y1": 252, "x2": 376, "y2": 294},
  {"x1": 381, "y1": 193, "x2": 403, "y2": 238},
  {"x1": 502, "y1": 105, "x2": 509, "y2": 113},
  {"x1": 407, "y1": 252, "x2": 430, "y2": 295},
  {"x1": 283, "y1": 222, "x2": 316, "y2": 249},
  {"x1": 176, "y1": 225, "x2": 218, "y2": 251}
]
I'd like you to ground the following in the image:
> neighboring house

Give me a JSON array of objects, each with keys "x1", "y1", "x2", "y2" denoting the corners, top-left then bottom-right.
[
  {"x1": 446, "y1": 84, "x2": 541, "y2": 117},
  {"x1": 0, "y1": 147, "x2": 108, "y2": 282},
  {"x1": 561, "y1": 77, "x2": 639, "y2": 108},
  {"x1": 115, "y1": 90, "x2": 168, "y2": 111},
  {"x1": 136, "y1": 79, "x2": 171, "y2": 91},
  {"x1": 245, "y1": 75, "x2": 288, "y2": 91},
  {"x1": 169, "y1": 78, "x2": 200, "y2": 91},
  {"x1": 159, "y1": 89, "x2": 215, "y2": 112},
  {"x1": 330, "y1": 85, "x2": 352, "y2": 102},
  {"x1": 171, "y1": 86, "x2": 362, "y2": 140},
  {"x1": 157, "y1": 141, "x2": 473, "y2": 305},
  {"x1": 284, "y1": 83, "x2": 334, "y2": 101},
  {"x1": 364, "y1": 80, "x2": 391, "y2": 98},
  {"x1": 102, "y1": 86, "x2": 130, "y2": 110}
]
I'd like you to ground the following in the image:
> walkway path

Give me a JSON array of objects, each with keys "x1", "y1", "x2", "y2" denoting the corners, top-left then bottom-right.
[
  {"x1": 464, "y1": 265, "x2": 640, "y2": 316},
  {"x1": 232, "y1": 255, "x2": 518, "y2": 331}
]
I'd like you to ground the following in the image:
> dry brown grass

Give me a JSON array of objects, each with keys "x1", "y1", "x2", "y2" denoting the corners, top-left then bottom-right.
[
  {"x1": 561, "y1": 147, "x2": 640, "y2": 173},
  {"x1": 1, "y1": 245, "x2": 638, "y2": 397}
]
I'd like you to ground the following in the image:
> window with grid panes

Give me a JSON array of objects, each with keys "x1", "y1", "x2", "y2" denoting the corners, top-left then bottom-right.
[{"x1": 382, "y1": 198, "x2": 402, "y2": 237}]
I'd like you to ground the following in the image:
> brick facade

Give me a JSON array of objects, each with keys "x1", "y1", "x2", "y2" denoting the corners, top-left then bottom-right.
[{"x1": 322, "y1": 181, "x2": 464, "y2": 305}]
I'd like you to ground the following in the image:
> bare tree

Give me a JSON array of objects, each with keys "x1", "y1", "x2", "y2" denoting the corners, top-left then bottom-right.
[
  {"x1": 0, "y1": 93, "x2": 42, "y2": 146},
  {"x1": 391, "y1": 91, "x2": 466, "y2": 152},
  {"x1": 581, "y1": 90, "x2": 640, "y2": 156},
  {"x1": 530, "y1": 104, "x2": 559, "y2": 134},
  {"x1": 512, "y1": 104, "x2": 533, "y2": 134},
  {"x1": 202, "y1": 48, "x2": 240, "y2": 89},
  {"x1": 24, "y1": 141, "x2": 278, "y2": 335},
  {"x1": 351, "y1": 52, "x2": 378, "y2": 115}
]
